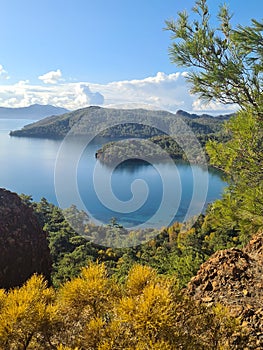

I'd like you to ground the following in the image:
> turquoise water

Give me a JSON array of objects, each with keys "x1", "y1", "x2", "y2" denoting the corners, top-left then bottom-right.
[{"x1": 0, "y1": 119, "x2": 226, "y2": 228}]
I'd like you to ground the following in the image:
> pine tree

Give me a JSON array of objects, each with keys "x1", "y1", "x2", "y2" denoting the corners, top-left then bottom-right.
[{"x1": 166, "y1": 0, "x2": 263, "y2": 239}]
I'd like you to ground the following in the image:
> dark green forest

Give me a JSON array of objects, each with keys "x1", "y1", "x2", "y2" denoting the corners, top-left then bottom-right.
[{"x1": 95, "y1": 132, "x2": 229, "y2": 165}]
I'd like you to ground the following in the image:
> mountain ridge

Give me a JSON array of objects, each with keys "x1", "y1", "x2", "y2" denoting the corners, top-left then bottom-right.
[
  {"x1": 0, "y1": 104, "x2": 69, "y2": 120},
  {"x1": 9, "y1": 106, "x2": 233, "y2": 139}
]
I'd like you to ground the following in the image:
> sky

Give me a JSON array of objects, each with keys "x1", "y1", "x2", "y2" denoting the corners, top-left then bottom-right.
[{"x1": 0, "y1": 0, "x2": 262, "y2": 114}]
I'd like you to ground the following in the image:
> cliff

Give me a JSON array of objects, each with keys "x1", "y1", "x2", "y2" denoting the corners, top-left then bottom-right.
[
  {"x1": 0, "y1": 188, "x2": 52, "y2": 289},
  {"x1": 187, "y1": 231, "x2": 263, "y2": 349}
]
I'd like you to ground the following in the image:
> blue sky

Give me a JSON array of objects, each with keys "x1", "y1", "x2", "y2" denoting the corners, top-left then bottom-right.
[{"x1": 0, "y1": 0, "x2": 262, "y2": 113}]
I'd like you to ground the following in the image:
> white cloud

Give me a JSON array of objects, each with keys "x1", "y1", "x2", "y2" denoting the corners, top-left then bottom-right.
[
  {"x1": 76, "y1": 84, "x2": 104, "y2": 105},
  {"x1": 0, "y1": 64, "x2": 10, "y2": 80},
  {"x1": 38, "y1": 69, "x2": 62, "y2": 84},
  {"x1": 102, "y1": 72, "x2": 192, "y2": 111},
  {"x1": 0, "y1": 71, "x2": 237, "y2": 114}
]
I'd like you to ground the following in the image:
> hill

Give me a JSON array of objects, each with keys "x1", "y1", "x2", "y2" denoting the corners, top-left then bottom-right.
[
  {"x1": 0, "y1": 104, "x2": 69, "y2": 120},
  {"x1": 9, "y1": 106, "x2": 232, "y2": 139}
]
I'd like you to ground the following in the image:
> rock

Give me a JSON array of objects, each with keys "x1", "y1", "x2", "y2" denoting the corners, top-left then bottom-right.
[
  {"x1": 0, "y1": 188, "x2": 51, "y2": 289},
  {"x1": 201, "y1": 296, "x2": 213, "y2": 303},
  {"x1": 187, "y1": 230, "x2": 263, "y2": 349}
]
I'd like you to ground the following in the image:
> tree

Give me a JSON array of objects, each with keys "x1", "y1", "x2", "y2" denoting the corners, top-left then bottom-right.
[
  {"x1": 165, "y1": 0, "x2": 263, "y2": 116},
  {"x1": 0, "y1": 275, "x2": 57, "y2": 349},
  {"x1": 206, "y1": 109, "x2": 263, "y2": 237},
  {"x1": 166, "y1": 0, "x2": 263, "y2": 239}
]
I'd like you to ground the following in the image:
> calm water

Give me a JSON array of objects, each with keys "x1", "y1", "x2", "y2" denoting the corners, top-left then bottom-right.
[{"x1": 0, "y1": 119, "x2": 226, "y2": 228}]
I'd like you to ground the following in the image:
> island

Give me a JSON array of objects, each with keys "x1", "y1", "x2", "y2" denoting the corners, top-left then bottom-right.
[{"x1": 9, "y1": 106, "x2": 232, "y2": 139}]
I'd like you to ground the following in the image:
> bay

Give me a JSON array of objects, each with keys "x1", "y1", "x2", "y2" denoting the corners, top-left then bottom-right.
[{"x1": 0, "y1": 119, "x2": 226, "y2": 228}]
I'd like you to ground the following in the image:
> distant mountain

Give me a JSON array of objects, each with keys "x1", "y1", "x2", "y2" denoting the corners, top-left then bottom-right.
[
  {"x1": 0, "y1": 104, "x2": 69, "y2": 120},
  {"x1": 9, "y1": 106, "x2": 232, "y2": 139},
  {"x1": 176, "y1": 109, "x2": 232, "y2": 120}
]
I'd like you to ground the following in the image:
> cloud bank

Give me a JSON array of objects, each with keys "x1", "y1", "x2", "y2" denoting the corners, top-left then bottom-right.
[{"x1": 0, "y1": 71, "x2": 237, "y2": 114}]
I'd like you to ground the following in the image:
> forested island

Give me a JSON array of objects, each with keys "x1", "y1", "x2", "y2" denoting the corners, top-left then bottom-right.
[
  {"x1": 95, "y1": 133, "x2": 228, "y2": 165},
  {"x1": 10, "y1": 106, "x2": 231, "y2": 165},
  {"x1": 9, "y1": 107, "x2": 231, "y2": 139}
]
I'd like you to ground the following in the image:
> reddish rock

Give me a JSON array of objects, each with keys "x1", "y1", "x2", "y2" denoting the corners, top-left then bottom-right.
[
  {"x1": 0, "y1": 188, "x2": 51, "y2": 289},
  {"x1": 187, "y1": 230, "x2": 263, "y2": 349}
]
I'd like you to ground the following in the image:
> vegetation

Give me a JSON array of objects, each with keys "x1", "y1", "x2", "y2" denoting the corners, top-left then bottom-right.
[
  {"x1": 165, "y1": 0, "x2": 263, "y2": 113},
  {"x1": 10, "y1": 107, "x2": 230, "y2": 139},
  {"x1": 166, "y1": 0, "x2": 263, "y2": 238},
  {"x1": 19, "y1": 196, "x2": 247, "y2": 290},
  {"x1": 95, "y1": 133, "x2": 229, "y2": 165},
  {"x1": 0, "y1": 263, "x2": 246, "y2": 349},
  {"x1": 92, "y1": 108, "x2": 230, "y2": 166}
]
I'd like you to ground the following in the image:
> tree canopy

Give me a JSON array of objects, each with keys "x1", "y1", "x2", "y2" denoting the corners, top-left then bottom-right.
[
  {"x1": 165, "y1": 0, "x2": 263, "y2": 117},
  {"x1": 166, "y1": 0, "x2": 263, "y2": 237}
]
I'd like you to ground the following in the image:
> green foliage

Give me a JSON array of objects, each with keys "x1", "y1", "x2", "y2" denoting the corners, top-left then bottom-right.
[
  {"x1": 96, "y1": 132, "x2": 229, "y2": 166},
  {"x1": 206, "y1": 109, "x2": 263, "y2": 240},
  {"x1": 21, "y1": 195, "x2": 249, "y2": 289},
  {"x1": 207, "y1": 110, "x2": 262, "y2": 182},
  {"x1": 165, "y1": 0, "x2": 263, "y2": 114},
  {"x1": 166, "y1": 0, "x2": 263, "y2": 242}
]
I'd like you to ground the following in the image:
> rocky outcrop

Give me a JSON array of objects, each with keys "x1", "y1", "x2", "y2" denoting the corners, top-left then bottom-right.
[
  {"x1": 187, "y1": 231, "x2": 263, "y2": 349},
  {"x1": 0, "y1": 188, "x2": 51, "y2": 289}
]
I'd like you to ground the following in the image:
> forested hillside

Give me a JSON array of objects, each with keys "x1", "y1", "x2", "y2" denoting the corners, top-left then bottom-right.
[
  {"x1": 0, "y1": 192, "x2": 261, "y2": 348},
  {"x1": 10, "y1": 107, "x2": 230, "y2": 139},
  {"x1": 95, "y1": 133, "x2": 227, "y2": 165},
  {"x1": 17, "y1": 195, "x2": 256, "y2": 289}
]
